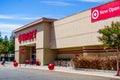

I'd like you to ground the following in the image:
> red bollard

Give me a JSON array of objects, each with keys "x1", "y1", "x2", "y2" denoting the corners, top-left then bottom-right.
[
  {"x1": 48, "y1": 63, "x2": 54, "y2": 70},
  {"x1": 36, "y1": 61, "x2": 41, "y2": 66},
  {"x1": 13, "y1": 61, "x2": 18, "y2": 67},
  {"x1": 119, "y1": 70, "x2": 120, "y2": 75}
]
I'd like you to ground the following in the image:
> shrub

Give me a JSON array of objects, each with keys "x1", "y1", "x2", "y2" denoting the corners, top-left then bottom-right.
[{"x1": 71, "y1": 56, "x2": 118, "y2": 70}]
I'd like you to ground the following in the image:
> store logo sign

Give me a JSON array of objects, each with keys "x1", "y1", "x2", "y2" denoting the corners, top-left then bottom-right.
[
  {"x1": 91, "y1": 1, "x2": 120, "y2": 22},
  {"x1": 18, "y1": 29, "x2": 37, "y2": 43},
  {"x1": 91, "y1": 9, "x2": 99, "y2": 20}
]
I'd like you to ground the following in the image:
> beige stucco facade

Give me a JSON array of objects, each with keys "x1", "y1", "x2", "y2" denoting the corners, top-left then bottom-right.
[
  {"x1": 52, "y1": 10, "x2": 120, "y2": 48},
  {"x1": 14, "y1": 18, "x2": 57, "y2": 65},
  {"x1": 14, "y1": 8, "x2": 120, "y2": 65}
]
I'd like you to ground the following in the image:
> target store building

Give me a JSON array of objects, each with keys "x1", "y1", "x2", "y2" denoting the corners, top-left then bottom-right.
[{"x1": 13, "y1": 0, "x2": 120, "y2": 65}]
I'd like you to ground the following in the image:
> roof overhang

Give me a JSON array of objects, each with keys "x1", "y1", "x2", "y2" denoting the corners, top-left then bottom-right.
[{"x1": 13, "y1": 17, "x2": 57, "y2": 33}]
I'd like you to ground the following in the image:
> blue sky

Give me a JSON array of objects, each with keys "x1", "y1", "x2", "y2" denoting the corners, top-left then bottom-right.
[{"x1": 0, "y1": 0, "x2": 112, "y2": 39}]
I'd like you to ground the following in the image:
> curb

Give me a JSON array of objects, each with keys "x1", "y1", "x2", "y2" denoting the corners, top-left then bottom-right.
[{"x1": 18, "y1": 66, "x2": 120, "y2": 79}]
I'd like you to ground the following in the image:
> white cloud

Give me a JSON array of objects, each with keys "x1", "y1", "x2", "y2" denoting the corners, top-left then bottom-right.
[
  {"x1": 0, "y1": 15, "x2": 40, "y2": 20},
  {"x1": 0, "y1": 14, "x2": 64, "y2": 21},
  {"x1": 41, "y1": 1, "x2": 74, "y2": 6},
  {"x1": 0, "y1": 15, "x2": 14, "y2": 19},
  {"x1": 2, "y1": 34, "x2": 11, "y2": 39},
  {"x1": 0, "y1": 23, "x2": 22, "y2": 30},
  {"x1": 78, "y1": 0, "x2": 112, "y2": 2},
  {"x1": 0, "y1": 23, "x2": 23, "y2": 38},
  {"x1": 0, "y1": 14, "x2": 63, "y2": 38},
  {"x1": 21, "y1": 17, "x2": 39, "y2": 20}
]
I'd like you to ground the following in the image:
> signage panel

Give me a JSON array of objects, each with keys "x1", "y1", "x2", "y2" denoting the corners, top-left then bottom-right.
[
  {"x1": 91, "y1": 1, "x2": 120, "y2": 22},
  {"x1": 18, "y1": 29, "x2": 37, "y2": 43}
]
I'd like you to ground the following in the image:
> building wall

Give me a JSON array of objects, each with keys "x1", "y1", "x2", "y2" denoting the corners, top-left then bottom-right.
[
  {"x1": 15, "y1": 23, "x2": 39, "y2": 51},
  {"x1": 14, "y1": 8, "x2": 120, "y2": 65},
  {"x1": 36, "y1": 22, "x2": 57, "y2": 65},
  {"x1": 44, "y1": 23, "x2": 51, "y2": 48},
  {"x1": 36, "y1": 23, "x2": 44, "y2": 49},
  {"x1": 43, "y1": 23, "x2": 57, "y2": 65},
  {"x1": 36, "y1": 49, "x2": 44, "y2": 65},
  {"x1": 44, "y1": 49, "x2": 57, "y2": 65},
  {"x1": 15, "y1": 51, "x2": 19, "y2": 63},
  {"x1": 14, "y1": 22, "x2": 56, "y2": 65},
  {"x1": 14, "y1": 23, "x2": 41, "y2": 63},
  {"x1": 51, "y1": 10, "x2": 120, "y2": 49},
  {"x1": 85, "y1": 52, "x2": 118, "y2": 57}
]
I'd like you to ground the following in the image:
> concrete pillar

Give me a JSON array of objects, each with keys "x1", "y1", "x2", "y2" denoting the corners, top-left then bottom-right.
[
  {"x1": 15, "y1": 51, "x2": 19, "y2": 63},
  {"x1": 36, "y1": 48, "x2": 44, "y2": 65},
  {"x1": 36, "y1": 48, "x2": 57, "y2": 65},
  {"x1": 44, "y1": 49, "x2": 57, "y2": 65}
]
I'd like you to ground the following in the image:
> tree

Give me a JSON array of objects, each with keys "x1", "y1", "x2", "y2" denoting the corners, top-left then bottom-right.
[
  {"x1": 0, "y1": 32, "x2": 3, "y2": 42},
  {"x1": 9, "y1": 32, "x2": 15, "y2": 54},
  {"x1": 3, "y1": 35, "x2": 9, "y2": 54},
  {"x1": 4, "y1": 35, "x2": 8, "y2": 41},
  {"x1": 2, "y1": 40, "x2": 9, "y2": 53},
  {"x1": 98, "y1": 21, "x2": 120, "y2": 76},
  {"x1": 10, "y1": 32, "x2": 15, "y2": 42},
  {"x1": 0, "y1": 42, "x2": 7, "y2": 58},
  {"x1": 0, "y1": 43, "x2": 4, "y2": 54}
]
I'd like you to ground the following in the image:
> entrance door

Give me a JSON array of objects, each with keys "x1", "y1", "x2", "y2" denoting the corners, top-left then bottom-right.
[{"x1": 30, "y1": 46, "x2": 36, "y2": 64}]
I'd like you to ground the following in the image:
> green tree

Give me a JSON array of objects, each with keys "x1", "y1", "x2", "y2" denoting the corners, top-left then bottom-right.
[
  {"x1": 0, "y1": 32, "x2": 3, "y2": 42},
  {"x1": 10, "y1": 32, "x2": 15, "y2": 42},
  {"x1": 98, "y1": 21, "x2": 120, "y2": 76},
  {"x1": 0, "y1": 42, "x2": 7, "y2": 58},
  {"x1": 9, "y1": 32, "x2": 15, "y2": 54},
  {"x1": 0, "y1": 43, "x2": 4, "y2": 54},
  {"x1": 4, "y1": 35, "x2": 8, "y2": 41},
  {"x1": 2, "y1": 40, "x2": 9, "y2": 53},
  {"x1": 3, "y1": 35, "x2": 9, "y2": 53},
  {"x1": 0, "y1": 31, "x2": 15, "y2": 61}
]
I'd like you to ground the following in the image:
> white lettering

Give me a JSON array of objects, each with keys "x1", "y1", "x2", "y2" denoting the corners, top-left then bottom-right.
[
  {"x1": 109, "y1": 6, "x2": 120, "y2": 13},
  {"x1": 100, "y1": 10, "x2": 108, "y2": 14}
]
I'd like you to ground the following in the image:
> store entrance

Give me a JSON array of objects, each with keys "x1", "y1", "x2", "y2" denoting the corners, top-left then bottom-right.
[
  {"x1": 19, "y1": 44, "x2": 36, "y2": 64},
  {"x1": 30, "y1": 46, "x2": 36, "y2": 65}
]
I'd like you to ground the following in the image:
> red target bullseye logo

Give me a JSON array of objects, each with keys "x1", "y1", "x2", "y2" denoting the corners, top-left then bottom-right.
[{"x1": 92, "y1": 9, "x2": 99, "y2": 20}]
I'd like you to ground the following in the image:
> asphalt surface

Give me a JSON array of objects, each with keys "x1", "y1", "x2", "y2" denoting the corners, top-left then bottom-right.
[{"x1": 0, "y1": 66, "x2": 119, "y2": 80}]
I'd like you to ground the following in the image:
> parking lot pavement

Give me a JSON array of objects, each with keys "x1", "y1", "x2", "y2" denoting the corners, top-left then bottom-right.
[{"x1": 4, "y1": 62, "x2": 120, "y2": 79}]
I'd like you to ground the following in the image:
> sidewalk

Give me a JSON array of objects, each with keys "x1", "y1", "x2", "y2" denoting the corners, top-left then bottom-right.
[{"x1": 5, "y1": 62, "x2": 120, "y2": 79}]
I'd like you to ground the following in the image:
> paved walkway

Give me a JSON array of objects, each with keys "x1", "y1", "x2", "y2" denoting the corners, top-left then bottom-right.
[{"x1": 4, "y1": 62, "x2": 120, "y2": 79}]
